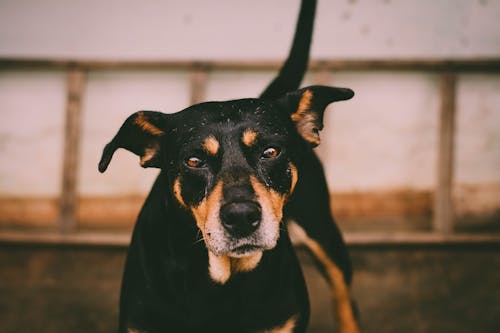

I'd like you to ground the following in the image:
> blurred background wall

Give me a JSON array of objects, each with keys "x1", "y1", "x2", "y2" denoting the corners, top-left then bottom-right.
[{"x1": 1, "y1": 0, "x2": 499, "y2": 232}]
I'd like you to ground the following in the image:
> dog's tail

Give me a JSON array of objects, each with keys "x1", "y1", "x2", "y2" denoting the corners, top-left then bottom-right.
[{"x1": 260, "y1": 0, "x2": 317, "y2": 99}]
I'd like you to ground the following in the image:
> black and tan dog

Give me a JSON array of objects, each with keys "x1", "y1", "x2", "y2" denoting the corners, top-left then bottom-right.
[{"x1": 99, "y1": 0, "x2": 359, "y2": 332}]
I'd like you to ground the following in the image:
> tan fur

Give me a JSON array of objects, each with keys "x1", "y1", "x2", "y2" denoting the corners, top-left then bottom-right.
[
  {"x1": 208, "y1": 251, "x2": 231, "y2": 284},
  {"x1": 289, "y1": 163, "x2": 299, "y2": 194},
  {"x1": 289, "y1": 222, "x2": 360, "y2": 333},
  {"x1": 190, "y1": 181, "x2": 230, "y2": 283},
  {"x1": 291, "y1": 89, "x2": 313, "y2": 123},
  {"x1": 231, "y1": 251, "x2": 263, "y2": 272},
  {"x1": 208, "y1": 251, "x2": 264, "y2": 284},
  {"x1": 260, "y1": 316, "x2": 297, "y2": 333},
  {"x1": 203, "y1": 135, "x2": 220, "y2": 156},
  {"x1": 173, "y1": 177, "x2": 186, "y2": 207},
  {"x1": 242, "y1": 129, "x2": 258, "y2": 147},
  {"x1": 290, "y1": 90, "x2": 321, "y2": 146},
  {"x1": 127, "y1": 328, "x2": 148, "y2": 333},
  {"x1": 191, "y1": 181, "x2": 223, "y2": 231},
  {"x1": 134, "y1": 112, "x2": 164, "y2": 136},
  {"x1": 298, "y1": 117, "x2": 321, "y2": 146},
  {"x1": 251, "y1": 176, "x2": 286, "y2": 223},
  {"x1": 139, "y1": 145, "x2": 160, "y2": 167}
]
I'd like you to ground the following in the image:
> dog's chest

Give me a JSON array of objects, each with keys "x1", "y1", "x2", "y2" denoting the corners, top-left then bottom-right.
[{"x1": 167, "y1": 251, "x2": 304, "y2": 332}]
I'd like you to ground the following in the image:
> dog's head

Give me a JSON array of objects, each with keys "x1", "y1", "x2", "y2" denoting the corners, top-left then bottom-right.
[{"x1": 99, "y1": 86, "x2": 353, "y2": 258}]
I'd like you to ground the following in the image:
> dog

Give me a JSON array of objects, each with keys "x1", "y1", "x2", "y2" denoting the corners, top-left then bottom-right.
[{"x1": 98, "y1": 0, "x2": 360, "y2": 332}]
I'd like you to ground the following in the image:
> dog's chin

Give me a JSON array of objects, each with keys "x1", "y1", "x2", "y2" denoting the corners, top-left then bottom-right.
[
  {"x1": 228, "y1": 245, "x2": 264, "y2": 258},
  {"x1": 203, "y1": 221, "x2": 280, "y2": 258},
  {"x1": 206, "y1": 239, "x2": 278, "y2": 258}
]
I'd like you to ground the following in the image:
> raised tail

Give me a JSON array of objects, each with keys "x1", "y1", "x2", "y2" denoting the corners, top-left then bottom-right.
[{"x1": 260, "y1": 0, "x2": 317, "y2": 99}]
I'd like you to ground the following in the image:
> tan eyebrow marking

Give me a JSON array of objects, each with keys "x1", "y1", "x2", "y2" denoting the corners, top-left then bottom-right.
[
  {"x1": 203, "y1": 135, "x2": 220, "y2": 156},
  {"x1": 134, "y1": 111, "x2": 165, "y2": 136},
  {"x1": 242, "y1": 129, "x2": 258, "y2": 147}
]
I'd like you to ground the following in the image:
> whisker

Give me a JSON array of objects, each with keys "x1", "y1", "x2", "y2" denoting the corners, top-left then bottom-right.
[
  {"x1": 193, "y1": 237, "x2": 205, "y2": 245},
  {"x1": 192, "y1": 230, "x2": 205, "y2": 246}
]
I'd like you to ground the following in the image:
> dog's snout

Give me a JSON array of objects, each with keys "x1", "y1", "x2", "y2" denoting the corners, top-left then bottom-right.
[{"x1": 220, "y1": 202, "x2": 261, "y2": 237}]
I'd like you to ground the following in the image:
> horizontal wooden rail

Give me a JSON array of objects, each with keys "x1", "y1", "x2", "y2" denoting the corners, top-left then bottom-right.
[
  {"x1": 1, "y1": 57, "x2": 500, "y2": 72},
  {"x1": 0, "y1": 231, "x2": 131, "y2": 247},
  {"x1": 0, "y1": 230, "x2": 499, "y2": 248}
]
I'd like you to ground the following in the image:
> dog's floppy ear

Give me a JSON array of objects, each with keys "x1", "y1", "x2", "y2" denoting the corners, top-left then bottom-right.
[
  {"x1": 278, "y1": 85, "x2": 354, "y2": 147},
  {"x1": 98, "y1": 111, "x2": 168, "y2": 173}
]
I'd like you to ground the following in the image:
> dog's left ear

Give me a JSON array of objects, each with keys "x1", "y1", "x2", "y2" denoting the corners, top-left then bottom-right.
[
  {"x1": 277, "y1": 85, "x2": 354, "y2": 147},
  {"x1": 98, "y1": 111, "x2": 168, "y2": 173}
]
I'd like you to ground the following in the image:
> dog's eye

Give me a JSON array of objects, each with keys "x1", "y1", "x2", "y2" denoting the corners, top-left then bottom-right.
[
  {"x1": 261, "y1": 147, "x2": 280, "y2": 159},
  {"x1": 185, "y1": 156, "x2": 206, "y2": 168}
]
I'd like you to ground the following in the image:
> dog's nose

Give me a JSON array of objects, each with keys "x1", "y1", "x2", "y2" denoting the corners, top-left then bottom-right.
[{"x1": 220, "y1": 202, "x2": 261, "y2": 237}]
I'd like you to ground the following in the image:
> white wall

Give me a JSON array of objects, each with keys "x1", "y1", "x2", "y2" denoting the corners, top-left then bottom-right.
[
  {"x1": 0, "y1": 70, "x2": 66, "y2": 196},
  {"x1": 1, "y1": 0, "x2": 500, "y2": 60},
  {"x1": 0, "y1": 0, "x2": 499, "y2": 208},
  {"x1": 316, "y1": 71, "x2": 441, "y2": 191}
]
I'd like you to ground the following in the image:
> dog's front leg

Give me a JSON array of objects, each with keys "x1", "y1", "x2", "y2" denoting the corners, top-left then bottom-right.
[{"x1": 287, "y1": 152, "x2": 360, "y2": 333}]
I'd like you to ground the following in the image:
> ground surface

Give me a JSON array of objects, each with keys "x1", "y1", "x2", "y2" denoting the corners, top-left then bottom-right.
[{"x1": 0, "y1": 244, "x2": 498, "y2": 333}]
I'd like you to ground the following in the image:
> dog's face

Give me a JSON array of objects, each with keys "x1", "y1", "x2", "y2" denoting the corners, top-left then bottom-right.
[
  {"x1": 169, "y1": 98, "x2": 299, "y2": 258},
  {"x1": 99, "y1": 86, "x2": 353, "y2": 258}
]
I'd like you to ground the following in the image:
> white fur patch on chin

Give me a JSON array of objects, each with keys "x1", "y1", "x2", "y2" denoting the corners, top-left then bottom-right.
[
  {"x1": 208, "y1": 250, "x2": 264, "y2": 284},
  {"x1": 208, "y1": 251, "x2": 231, "y2": 284},
  {"x1": 231, "y1": 251, "x2": 263, "y2": 272}
]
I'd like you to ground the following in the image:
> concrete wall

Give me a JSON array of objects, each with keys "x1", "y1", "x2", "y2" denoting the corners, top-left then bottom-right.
[
  {"x1": 0, "y1": 0, "x2": 499, "y2": 228},
  {"x1": 2, "y1": 0, "x2": 500, "y2": 59}
]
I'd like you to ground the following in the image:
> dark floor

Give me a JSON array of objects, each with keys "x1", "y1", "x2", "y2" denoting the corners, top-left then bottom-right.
[{"x1": 0, "y1": 244, "x2": 499, "y2": 333}]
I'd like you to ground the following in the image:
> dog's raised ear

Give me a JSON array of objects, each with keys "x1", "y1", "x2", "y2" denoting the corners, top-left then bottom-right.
[
  {"x1": 277, "y1": 85, "x2": 354, "y2": 147},
  {"x1": 98, "y1": 111, "x2": 168, "y2": 173}
]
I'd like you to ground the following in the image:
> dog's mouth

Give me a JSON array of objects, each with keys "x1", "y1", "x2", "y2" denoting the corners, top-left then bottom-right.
[{"x1": 230, "y1": 244, "x2": 262, "y2": 257}]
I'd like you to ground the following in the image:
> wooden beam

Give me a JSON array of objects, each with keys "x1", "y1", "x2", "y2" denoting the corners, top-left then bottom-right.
[
  {"x1": 0, "y1": 230, "x2": 130, "y2": 248},
  {"x1": 313, "y1": 66, "x2": 331, "y2": 85},
  {"x1": 58, "y1": 67, "x2": 86, "y2": 233},
  {"x1": 1, "y1": 57, "x2": 500, "y2": 72},
  {"x1": 189, "y1": 67, "x2": 209, "y2": 105},
  {"x1": 434, "y1": 73, "x2": 457, "y2": 234},
  {"x1": 344, "y1": 232, "x2": 500, "y2": 247},
  {"x1": 1, "y1": 230, "x2": 499, "y2": 248},
  {"x1": 310, "y1": 59, "x2": 500, "y2": 72}
]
